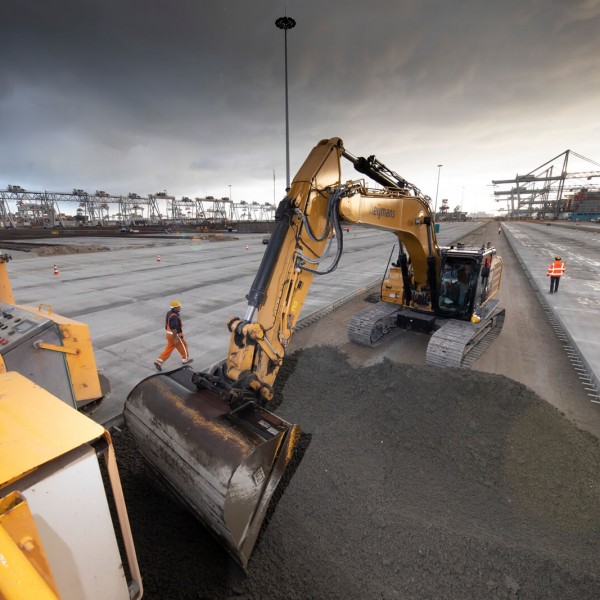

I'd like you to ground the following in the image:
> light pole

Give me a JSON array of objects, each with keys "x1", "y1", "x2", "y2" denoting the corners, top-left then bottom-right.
[
  {"x1": 460, "y1": 187, "x2": 465, "y2": 213},
  {"x1": 434, "y1": 164, "x2": 443, "y2": 217},
  {"x1": 275, "y1": 15, "x2": 296, "y2": 192},
  {"x1": 228, "y1": 184, "x2": 232, "y2": 202}
]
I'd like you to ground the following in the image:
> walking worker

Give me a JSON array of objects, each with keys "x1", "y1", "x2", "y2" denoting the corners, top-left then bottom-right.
[
  {"x1": 154, "y1": 300, "x2": 193, "y2": 371},
  {"x1": 546, "y1": 255, "x2": 566, "y2": 294}
]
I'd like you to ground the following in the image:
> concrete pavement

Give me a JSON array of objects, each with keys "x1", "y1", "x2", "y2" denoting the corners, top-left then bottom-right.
[
  {"x1": 3, "y1": 223, "x2": 482, "y2": 426},
  {"x1": 19, "y1": 220, "x2": 600, "y2": 422},
  {"x1": 502, "y1": 221, "x2": 600, "y2": 402}
]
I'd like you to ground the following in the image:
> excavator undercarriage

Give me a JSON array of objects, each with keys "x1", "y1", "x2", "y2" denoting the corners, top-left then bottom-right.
[
  {"x1": 348, "y1": 299, "x2": 505, "y2": 368},
  {"x1": 426, "y1": 302, "x2": 505, "y2": 368}
]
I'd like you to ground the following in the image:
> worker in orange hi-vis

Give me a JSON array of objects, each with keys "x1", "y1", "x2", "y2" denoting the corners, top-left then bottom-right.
[
  {"x1": 154, "y1": 300, "x2": 193, "y2": 371},
  {"x1": 546, "y1": 255, "x2": 566, "y2": 294}
]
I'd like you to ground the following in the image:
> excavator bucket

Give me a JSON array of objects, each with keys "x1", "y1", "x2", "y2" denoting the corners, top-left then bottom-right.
[{"x1": 123, "y1": 367, "x2": 300, "y2": 570}]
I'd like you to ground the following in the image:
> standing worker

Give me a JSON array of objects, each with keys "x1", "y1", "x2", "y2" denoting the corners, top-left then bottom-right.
[
  {"x1": 481, "y1": 254, "x2": 492, "y2": 284},
  {"x1": 154, "y1": 300, "x2": 193, "y2": 371},
  {"x1": 480, "y1": 254, "x2": 492, "y2": 289},
  {"x1": 546, "y1": 255, "x2": 566, "y2": 294}
]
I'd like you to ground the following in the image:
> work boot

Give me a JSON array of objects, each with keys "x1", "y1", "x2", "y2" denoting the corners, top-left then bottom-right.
[
  {"x1": 154, "y1": 360, "x2": 162, "y2": 371},
  {"x1": 182, "y1": 358, "x2": 193, "y2": 365}
]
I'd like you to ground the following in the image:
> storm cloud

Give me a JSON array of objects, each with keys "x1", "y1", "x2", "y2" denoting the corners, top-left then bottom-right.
[{"x1": 1, "y1": 0, "x2": 599, "y2": 213}]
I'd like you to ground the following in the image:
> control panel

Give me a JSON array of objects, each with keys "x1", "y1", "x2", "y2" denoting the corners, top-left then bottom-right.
[
  {"x1": 0, "y1": 301, "x2": 109, "y2": 411},
  {"x1": 0, "y1": 305, "x2": 53, "y2": 354}
]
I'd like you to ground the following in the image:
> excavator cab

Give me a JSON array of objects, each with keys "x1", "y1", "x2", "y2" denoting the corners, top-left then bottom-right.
[
  {"x1": 436, "y1": 243, "x2": 503, "y2": 324},
  {"x1": 437, "y1": 247, "x2": 497, "y2": 321},
  {"x1": 437, "y1": 255, "x2": 479, "y2": 318}
]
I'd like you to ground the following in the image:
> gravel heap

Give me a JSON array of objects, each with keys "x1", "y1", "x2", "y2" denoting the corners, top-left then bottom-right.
[{"x1": 113, "y1": 346, "x2": 600, "y2": 599}]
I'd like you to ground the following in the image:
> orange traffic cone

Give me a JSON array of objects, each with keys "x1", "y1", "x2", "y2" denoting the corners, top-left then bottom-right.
[
  {"x1": 53, "y1": 264, "x2": 59, "y2": 276},
  {"x1": 157, "y1": 254, "x2": 161, "y2": 263}
]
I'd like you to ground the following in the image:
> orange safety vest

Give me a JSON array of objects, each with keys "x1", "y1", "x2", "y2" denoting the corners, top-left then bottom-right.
[{"x1": 547, "y1": 260, "x2": 566, "y2": 277}]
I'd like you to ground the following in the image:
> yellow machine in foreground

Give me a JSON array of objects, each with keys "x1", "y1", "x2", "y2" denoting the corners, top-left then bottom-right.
[
  {"x1": 0, "y1": 253, "x2": 110, "y2": 411},
  {"x1": 0, "y1": 371, "x2": 142, "y2": 599},
  {"x1": 125, "y1": 137, "x2": 504, "y2": 569}
]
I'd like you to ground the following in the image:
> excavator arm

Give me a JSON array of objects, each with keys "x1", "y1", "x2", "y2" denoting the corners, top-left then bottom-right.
[{"x1": 216, "y1": 137, "x2": 440, "y2": 403}]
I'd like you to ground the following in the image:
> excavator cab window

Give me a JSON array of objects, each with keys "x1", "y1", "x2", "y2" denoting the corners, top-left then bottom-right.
[{"x1": 437, "y1": 257, "x2": 477, "y2": 318}]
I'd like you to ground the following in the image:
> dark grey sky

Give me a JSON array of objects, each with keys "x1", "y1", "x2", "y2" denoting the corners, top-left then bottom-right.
[{"x1": 1, "y1": 0, "x2": 599, "y2": 214}]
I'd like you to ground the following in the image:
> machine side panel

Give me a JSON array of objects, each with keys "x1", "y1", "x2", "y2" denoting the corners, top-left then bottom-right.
[
  {"x1": 1, "y1": 321, "x2": 75, "y2": 407},
  {"x1": 2, "y1": 445, "x2": 131, "y2": 600}
]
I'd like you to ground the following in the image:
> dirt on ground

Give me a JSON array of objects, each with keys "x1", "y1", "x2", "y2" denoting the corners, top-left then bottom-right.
[
  {"x1": 35, "y1": 244, "x2": 111, "y2": 255},
  {"x1": 113, "y1": 346, "x2": 600, "y2": 600},
  {"x1": 191, "y1": 233, "x2": 240, "y2": 241},
  {"x1": 0, "y1": 241, "x2": 110, "y2": 256}
]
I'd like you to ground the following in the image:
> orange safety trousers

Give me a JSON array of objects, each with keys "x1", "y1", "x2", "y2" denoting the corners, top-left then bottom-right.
[{"x1": 157, "y1": 332, "x2": 190, "y2": 362}]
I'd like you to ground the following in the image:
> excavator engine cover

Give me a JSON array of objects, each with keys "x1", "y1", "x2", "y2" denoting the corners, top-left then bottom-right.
[{"x1": 124, "y1": 367, "x2": 299, "y2": 570}]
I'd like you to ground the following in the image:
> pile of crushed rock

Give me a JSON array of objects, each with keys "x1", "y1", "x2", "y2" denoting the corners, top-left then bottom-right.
[{"x1": 112, "y1": 346, "x2": 600, "y2": 599}]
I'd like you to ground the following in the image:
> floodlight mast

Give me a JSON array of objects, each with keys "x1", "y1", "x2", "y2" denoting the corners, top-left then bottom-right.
[{"x1": 275, "y1": 15, "x2": 296, "y2": 192}]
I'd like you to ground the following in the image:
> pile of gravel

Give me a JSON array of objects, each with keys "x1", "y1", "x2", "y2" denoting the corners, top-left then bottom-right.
[{"x1": 112, "y1": 346, "x2": 600, "y2": 599}]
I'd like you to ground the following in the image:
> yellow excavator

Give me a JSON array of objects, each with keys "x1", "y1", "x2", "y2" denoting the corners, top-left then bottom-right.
[{"x1": 125, "y1": 137, "x2": 504, "y2": 569}]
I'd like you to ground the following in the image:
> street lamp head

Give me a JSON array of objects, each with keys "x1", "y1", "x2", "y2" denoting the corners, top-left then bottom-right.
[
  {"x1": 275, "y1": 16, "x2": 296, "y2": 30},
  {"x1": 437, "y1": 164, "x2": 443, "y2": 168}
]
